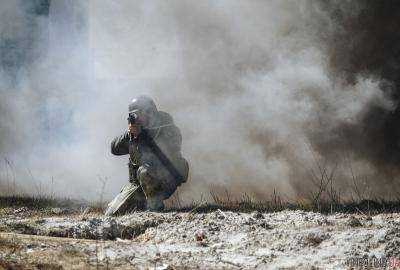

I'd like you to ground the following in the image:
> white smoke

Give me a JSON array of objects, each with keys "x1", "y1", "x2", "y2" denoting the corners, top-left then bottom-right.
[{"x1": 0, "y1": 0, "x2": 394, "y2": 202}]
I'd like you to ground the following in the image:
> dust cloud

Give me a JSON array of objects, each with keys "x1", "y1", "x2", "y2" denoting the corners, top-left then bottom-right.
[{"x1": 0, "y1": 0, "x2": 399, "y2": 202}]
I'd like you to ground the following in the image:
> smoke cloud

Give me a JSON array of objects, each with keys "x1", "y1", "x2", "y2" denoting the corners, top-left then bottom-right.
[{"x1": 0, "y1": 0, "x2": 399, "y2": 202}]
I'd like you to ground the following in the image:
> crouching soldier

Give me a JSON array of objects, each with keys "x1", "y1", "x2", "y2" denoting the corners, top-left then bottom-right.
[{"x1": 105, "y1": 96, "x2": 189, "y2": 216}]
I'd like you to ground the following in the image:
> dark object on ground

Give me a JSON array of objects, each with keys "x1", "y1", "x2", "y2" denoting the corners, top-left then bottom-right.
[{"x1": 347, "y1": 216, "x2": 363, "y2": 227}]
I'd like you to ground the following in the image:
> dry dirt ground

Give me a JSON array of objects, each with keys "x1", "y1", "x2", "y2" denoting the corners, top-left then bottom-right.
[{"x1": 0, "y1": 207, "x2": 400, "y2": 269}]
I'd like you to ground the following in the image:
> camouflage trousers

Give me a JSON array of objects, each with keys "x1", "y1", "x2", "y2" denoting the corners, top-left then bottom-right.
[{"x1": 105, "y1": 160, "x2": 188, "y2": 216}]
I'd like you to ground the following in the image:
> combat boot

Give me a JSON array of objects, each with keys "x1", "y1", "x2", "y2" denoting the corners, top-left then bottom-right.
[{"x1": 146, "y1": 195, "x2": 165, "y2": 211}]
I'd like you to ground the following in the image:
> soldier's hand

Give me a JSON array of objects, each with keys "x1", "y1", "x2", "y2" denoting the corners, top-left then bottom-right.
[{"x1": 128, "y1": 123, "x2": 141, "y2": 138}]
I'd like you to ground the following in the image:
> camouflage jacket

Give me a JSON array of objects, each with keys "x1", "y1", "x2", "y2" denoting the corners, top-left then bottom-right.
[{"x1": 111, "y1": 111, "x2": 188, "y2": 185}]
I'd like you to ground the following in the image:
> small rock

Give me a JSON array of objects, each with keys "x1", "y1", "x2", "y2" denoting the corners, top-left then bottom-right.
[
  {"x1": 195, "y1": 230, "x2": 206, "y2": 242},
  {"x1": 259, "y1": 221, "x2": 272, "y2": 230},
  {"x1": 208, "y1": 221, "x2": 220, "y2": 232},
  {"x1": 252, "y1": 211, "x2": 264, "y2": 219},
  {"x1": 51, "y1": 208, "x2": 63, "y2": 215},
  {"x1": 348, "y1": 216, "x2": 362, "y2": 227},
  {"x1": 26, "y1": 244, "x2": 36, "y2": 249},
  {"x1": 215, "y1": 209, "x2": 226, "y2": 220},
  {"x1": 245, "y1": 217, "x2": 256, "y2": 225},
  {"x1": 248, "y1": 225, "x2": 256, "y2": 231},
  {"x1": 304, "y1": 232, "x2": 330, "y2": 246},
  {"x1": 13, "y1": 207, "x2": 29, "y2": 214},
  {"x1": 317, "y1": 218, "x2": 333, "y2": 226}
]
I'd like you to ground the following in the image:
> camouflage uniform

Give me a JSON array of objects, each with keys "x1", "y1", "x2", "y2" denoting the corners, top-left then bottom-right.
[{"x1": 105, "y1": 110, "x2": 188, "y2": 215}]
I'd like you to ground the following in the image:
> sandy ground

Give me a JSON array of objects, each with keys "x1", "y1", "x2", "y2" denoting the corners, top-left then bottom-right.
[{"x1": 0, "y1": 208, "x2": 400, "y2": 269}]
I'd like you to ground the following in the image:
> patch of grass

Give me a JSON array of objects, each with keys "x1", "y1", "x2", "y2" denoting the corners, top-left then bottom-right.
[
  {"x1": 2, "y1": 189, "x2": 400, "y2": 216},
  {"x1": 7, "y1": 222, "x2": 38, "y2": 235},
  {"x1": 0, "y1": 260, "x2": 25, "y2": 270},
  {"x1": 0, "y1": 194, "x2": 81, "y2": 210},
  {"x1": 87, "y1": 201, "x2": 107, "y2": 214},
  {"x1": 0, "y1": 235, "x2": 20, "y2": 250},
  {"x1": 166, "y1": 191, "x2": 400, "y2": 215},
  {"x1": 0, "y1": 260, "x2": 64, "y2": 270}
]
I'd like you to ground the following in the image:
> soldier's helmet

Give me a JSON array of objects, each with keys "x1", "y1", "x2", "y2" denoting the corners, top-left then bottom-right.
[{"x1": 129, "y1": 95, "x2": 157, "y2": 116}]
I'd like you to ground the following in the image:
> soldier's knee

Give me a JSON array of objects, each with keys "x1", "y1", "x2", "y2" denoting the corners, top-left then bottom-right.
[
  {"x1": 137, "y1": 164, "x2": 161, "y2": 194},
  {"x1": 137, "y1": 164, "x2": 178, "y2": 200},
  {"x1": 137, "y1": 164, "x2": 154, "y2": 183},
  {"x1": 137, "y1": 165, "x2": 147, "y2": 180}
]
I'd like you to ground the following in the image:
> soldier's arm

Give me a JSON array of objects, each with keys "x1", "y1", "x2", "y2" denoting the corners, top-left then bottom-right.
[{"x1": 111, "y1": 132, "x2": 130, "y2": 155}]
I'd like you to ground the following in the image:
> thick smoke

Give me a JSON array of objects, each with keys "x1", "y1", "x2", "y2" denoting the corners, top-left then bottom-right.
[
  {"x1": 315, "y1": 1, "x2": 400, "y2": 171},
  {"x1": 0, "y1": 0, "x2": 399, "y2": 202}
]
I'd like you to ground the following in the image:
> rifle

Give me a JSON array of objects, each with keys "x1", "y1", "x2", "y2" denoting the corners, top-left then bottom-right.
[{"x1": 128, "y1": 112, "x2": 184, "y2": 182}]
